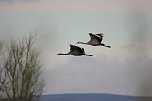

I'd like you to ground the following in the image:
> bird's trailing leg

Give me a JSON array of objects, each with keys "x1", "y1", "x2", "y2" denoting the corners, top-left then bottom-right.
[
  {"x1": 101, "y1": 43, "x2": 111, "y2": 48},
  {"x1": 105, "y1": 45, "x2": 111, "y2": 48}
]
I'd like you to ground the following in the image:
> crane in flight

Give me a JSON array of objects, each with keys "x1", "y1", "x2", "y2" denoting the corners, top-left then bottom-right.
[
  {"x1": 57, "y1": 44, "x2": 93, "y2": 56},
  {"x1": 76, "y1": 33, "x2": 111, "y2": 48}
]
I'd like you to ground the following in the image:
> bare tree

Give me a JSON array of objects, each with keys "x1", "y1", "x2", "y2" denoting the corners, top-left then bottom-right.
[
  {"x1": 0, "y1": 42, "x2": 4, "y2": 98},
  {"x1": 0, "y1": 35, "x2": 45, "y2": 101}
]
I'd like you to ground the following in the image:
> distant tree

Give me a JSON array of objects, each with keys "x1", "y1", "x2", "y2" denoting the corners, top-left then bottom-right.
[
  {"x1": 0, "y1": 35, "x2": 45, "y2": 101},
  {"x1": 0, "y1": 42, "x2": 5, "y2": 98}
]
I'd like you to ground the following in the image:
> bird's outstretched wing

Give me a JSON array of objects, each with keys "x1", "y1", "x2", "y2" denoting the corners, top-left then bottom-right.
[
  {"x1": 95, "y1": 33, "x2": 103, "y2": 42},
  {"x1": 89, "y1": 33, "x2": 101, "y2": 44},
  {"x1": 69, "y1": 44, "x2": 84, "y2": 54}
]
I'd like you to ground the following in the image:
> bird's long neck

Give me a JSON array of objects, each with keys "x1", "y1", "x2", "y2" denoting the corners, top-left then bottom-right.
[
  {"x1": 77, "y1": 41, "x2": 87, "y2": 44},
  {"x1": 57, "y1": 53, "x2": 70, "y2": 55}
]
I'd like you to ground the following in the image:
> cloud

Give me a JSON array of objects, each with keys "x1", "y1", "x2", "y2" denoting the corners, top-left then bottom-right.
[
  {"x1": 0, "y1": 0, "x2": 39, "y2": 3},
  {"x1": 43, "y1": 43, "x2": 152, "y2": 96},
  {"x1": 0, "y1": 0, "x2": 152, "y2": 12}
]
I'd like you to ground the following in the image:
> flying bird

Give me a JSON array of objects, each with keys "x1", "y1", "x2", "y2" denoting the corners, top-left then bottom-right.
[
  {"x1": 76, "y1": 33, "x2": 111, "y2": 48},
  {"x1": 57, "y1": 44, "x2": 93, "y2": 56}
]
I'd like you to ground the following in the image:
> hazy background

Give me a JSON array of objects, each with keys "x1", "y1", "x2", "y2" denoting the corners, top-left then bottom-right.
[{"x1": 0, "y1": 0, "x2": 152, "y2": 96}]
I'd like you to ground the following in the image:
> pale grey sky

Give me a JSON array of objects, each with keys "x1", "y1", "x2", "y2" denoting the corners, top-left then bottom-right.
[{"x1": 0, "y1": 0, "x2": 152, "y2": 96}]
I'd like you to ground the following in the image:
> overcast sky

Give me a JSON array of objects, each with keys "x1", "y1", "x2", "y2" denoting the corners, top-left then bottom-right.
[{"x1": 0, "y1": 0, "x2": 152, "y2": 96}]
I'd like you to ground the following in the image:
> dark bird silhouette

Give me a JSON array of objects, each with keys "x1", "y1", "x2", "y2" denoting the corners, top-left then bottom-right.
[
  {"x1": 76, "y1": 33, "x2": 111, "y2": 48},
  {"x1": 57, "y1": 44, "x2": 93, "y2": 56}
]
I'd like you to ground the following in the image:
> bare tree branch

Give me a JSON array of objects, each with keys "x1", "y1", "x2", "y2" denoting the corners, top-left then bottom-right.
[{"x1": 0, "y1": 34, "x2": 45, "y2": 101}]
